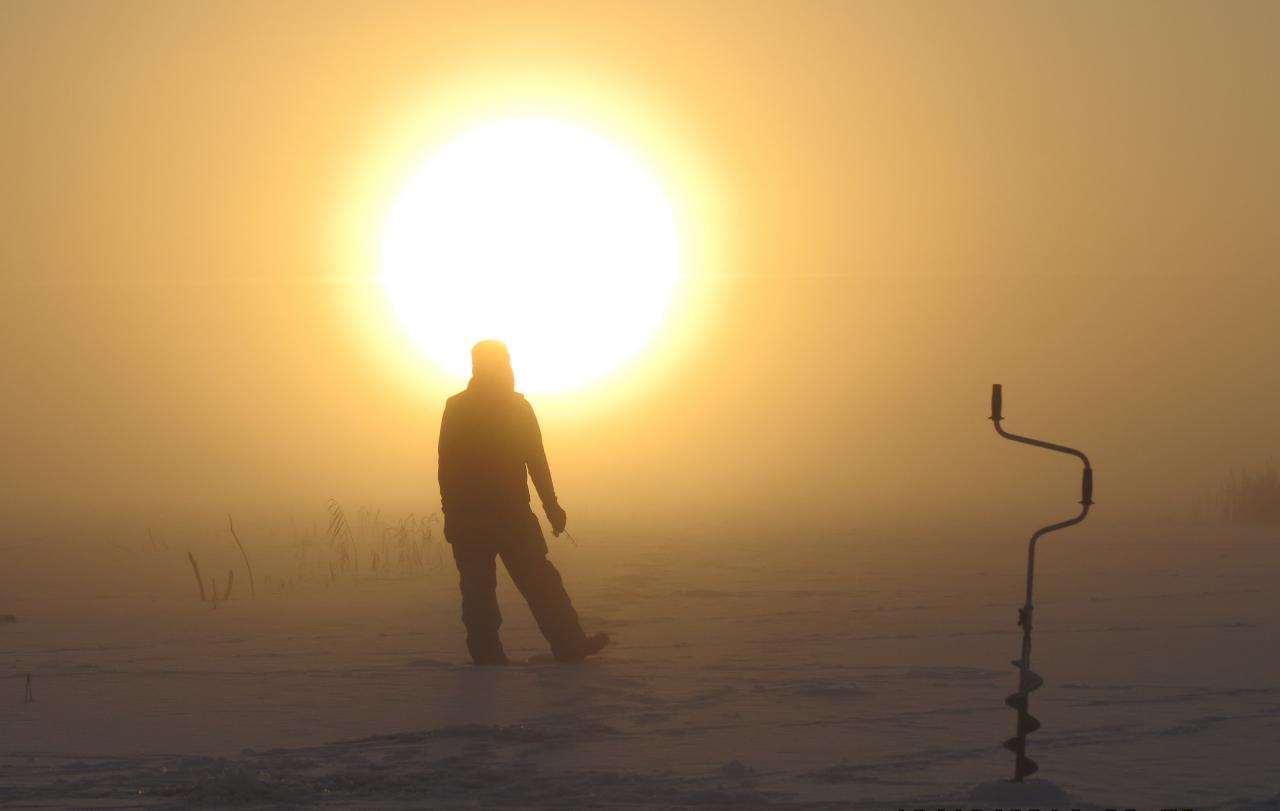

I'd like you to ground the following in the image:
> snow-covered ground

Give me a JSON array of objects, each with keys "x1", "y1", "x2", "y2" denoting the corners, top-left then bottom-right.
[{"x1": 2, "y1": 524, "x2": 1277, "y2": 809}]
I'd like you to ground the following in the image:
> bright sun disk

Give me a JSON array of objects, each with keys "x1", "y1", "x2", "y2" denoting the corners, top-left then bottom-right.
[{"x1": 381, "y1": 117, "x2": 680, "y2": 392}]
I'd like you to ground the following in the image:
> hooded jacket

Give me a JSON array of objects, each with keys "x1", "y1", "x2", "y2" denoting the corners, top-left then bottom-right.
[{"x1": 438, "y1": 376, "x2": 558, "y2": 540}]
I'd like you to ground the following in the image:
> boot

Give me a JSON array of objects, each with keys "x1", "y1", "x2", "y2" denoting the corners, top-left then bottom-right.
[{"x1": 554, "y1": 632, "x2": 610, "y2": 664}]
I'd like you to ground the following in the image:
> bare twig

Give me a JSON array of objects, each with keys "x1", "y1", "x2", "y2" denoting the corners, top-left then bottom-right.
[{"x1": 223, "y1": 570, "x2": 235, "y2": 601}]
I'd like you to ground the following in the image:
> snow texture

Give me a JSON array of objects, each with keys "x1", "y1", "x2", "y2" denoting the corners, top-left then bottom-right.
[{"x1": 2, "y1": 526, "x2": 1277, "y2": 808}]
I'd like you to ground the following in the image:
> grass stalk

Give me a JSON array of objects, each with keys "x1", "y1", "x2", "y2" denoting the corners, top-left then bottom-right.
[
  {"x1": 187, "y1": 552, "x2": 206, "y2": 601},
  {"x1": 227, "y1": 513, "x2": 257, "y2": 599}
]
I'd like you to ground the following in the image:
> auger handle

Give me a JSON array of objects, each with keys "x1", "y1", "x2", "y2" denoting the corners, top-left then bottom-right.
[
  {"x1": 990, "y1": 384, "x2": 1091, "y2": 470},
  {"x1": 990, "y1": 382, "x2": 1095, "y2": 784}
]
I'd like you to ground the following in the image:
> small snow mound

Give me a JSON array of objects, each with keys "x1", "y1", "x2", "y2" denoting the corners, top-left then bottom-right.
[
  {"x1": 719, "y1": 760, "x2": 753, "y2": 777},
  {"x1": 969, "y1": 778, "x2": 1070, "y2": 801},
  {"x1": 966, "y1": 778, "x2": 1099, "y2": 810}
]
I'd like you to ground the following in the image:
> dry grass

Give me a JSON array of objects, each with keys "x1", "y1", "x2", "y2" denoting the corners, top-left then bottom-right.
[
  {"x1": 179, "y1": 502, "x2": 445, "y2": 600},
  {"x1": 187, "y1": 552, "x2": 206, "y2": 601},
  {"x1": 226, "y1": 514, "x2": 256, "y2": 599},
  {"x1": 1222, "y1": 465, "x2": 1280, "y2": 524}
]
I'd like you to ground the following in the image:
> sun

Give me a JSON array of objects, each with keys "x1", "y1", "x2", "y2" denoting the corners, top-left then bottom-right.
[{"x1": 380, "y1": 117, "x2": 681, "y2": 393}]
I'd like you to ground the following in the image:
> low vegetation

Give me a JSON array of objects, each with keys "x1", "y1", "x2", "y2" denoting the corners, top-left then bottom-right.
[
  {"x1": 184, "y1": 502, "x2": 445, "y2": 602},
  {"x1": 1220, "y1": 465, "x2": 1280, "y2": 525}
]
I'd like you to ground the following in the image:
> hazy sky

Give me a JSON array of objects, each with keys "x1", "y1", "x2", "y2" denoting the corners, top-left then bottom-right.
[{"x1": 2, "y1": 1, "x2": 1277, "y2": 539}]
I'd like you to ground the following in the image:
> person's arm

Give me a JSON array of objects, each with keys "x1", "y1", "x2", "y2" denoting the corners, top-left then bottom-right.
[{"x1": 523, "y1": 402, "x2": 567, "y2": 534}]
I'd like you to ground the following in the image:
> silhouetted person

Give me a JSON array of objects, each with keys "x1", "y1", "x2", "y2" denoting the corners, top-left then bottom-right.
[{"x1": 438, "y1": 340, "x2": 609, "y2": 665}]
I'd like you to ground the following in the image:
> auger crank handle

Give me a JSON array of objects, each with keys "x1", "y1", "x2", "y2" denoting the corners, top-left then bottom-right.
[{"x1": 988, "y1": 382, "x2": 1094, "y2": 782}]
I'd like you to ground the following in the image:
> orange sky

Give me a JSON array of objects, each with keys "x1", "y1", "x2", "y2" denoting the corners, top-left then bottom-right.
[{"x1": 2, "y1": 1, "x2": 1278, "y2": 538}]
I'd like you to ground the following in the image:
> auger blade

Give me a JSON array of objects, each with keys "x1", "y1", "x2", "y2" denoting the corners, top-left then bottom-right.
[
  {"x1": 1005, "y1": 661, "x2": 1044, "y2": 779},
  {"x1": 1016, "y1": 755, "x2": 1039, "y2": 779},
  {"x1": 1018, "y1": 713, "x2": 1041, "y2": 736}
]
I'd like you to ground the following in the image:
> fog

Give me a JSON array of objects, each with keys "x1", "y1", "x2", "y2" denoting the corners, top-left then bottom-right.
[
  {"x1": 3, "y1": 1, "x2": 1277, "y2": 544},
  {"x1": 4, "y1": 7, "x2": 1280, "y2": 807}
]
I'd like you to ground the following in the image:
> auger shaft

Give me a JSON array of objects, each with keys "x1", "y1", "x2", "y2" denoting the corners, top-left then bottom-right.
[{"x1": 990, "y1": 384, "x2": 1093, "y2": 782}]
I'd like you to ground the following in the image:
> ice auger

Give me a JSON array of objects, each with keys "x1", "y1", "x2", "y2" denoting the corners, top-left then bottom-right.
[{"x1": 989, "y1": 384, "x2": 1093, "y2": 781}]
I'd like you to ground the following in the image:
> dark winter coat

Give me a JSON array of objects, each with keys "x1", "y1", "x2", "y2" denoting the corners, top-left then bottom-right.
[{"x1": 437, "y1": 379, "x2": 557, "y2": 544}]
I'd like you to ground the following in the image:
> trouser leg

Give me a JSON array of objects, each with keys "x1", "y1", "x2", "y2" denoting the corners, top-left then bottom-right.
[
  {"x1": 451, "y1": 544, "x2": 505, "y2": 663},
  {"x1": 499, "y1": 542, "x2": 587, "y2": 659}
]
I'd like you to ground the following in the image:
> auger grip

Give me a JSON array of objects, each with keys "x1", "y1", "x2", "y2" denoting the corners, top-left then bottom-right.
[{"x1": 991, "y1": 383, "x2": 1003, "y2": 422}]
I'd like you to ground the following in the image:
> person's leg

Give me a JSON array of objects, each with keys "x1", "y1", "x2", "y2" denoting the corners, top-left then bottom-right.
[
  {"x1": 451, "y1": 543, "x2": 506, "y2": 664},
  {"x1": 498, "y1": 518, "x2": 589, "y2": 661}
]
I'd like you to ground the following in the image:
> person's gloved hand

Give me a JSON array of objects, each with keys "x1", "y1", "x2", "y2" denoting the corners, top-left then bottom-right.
[{"x1": 543, "y1": 500, "x2": 567, "y2": 536}]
